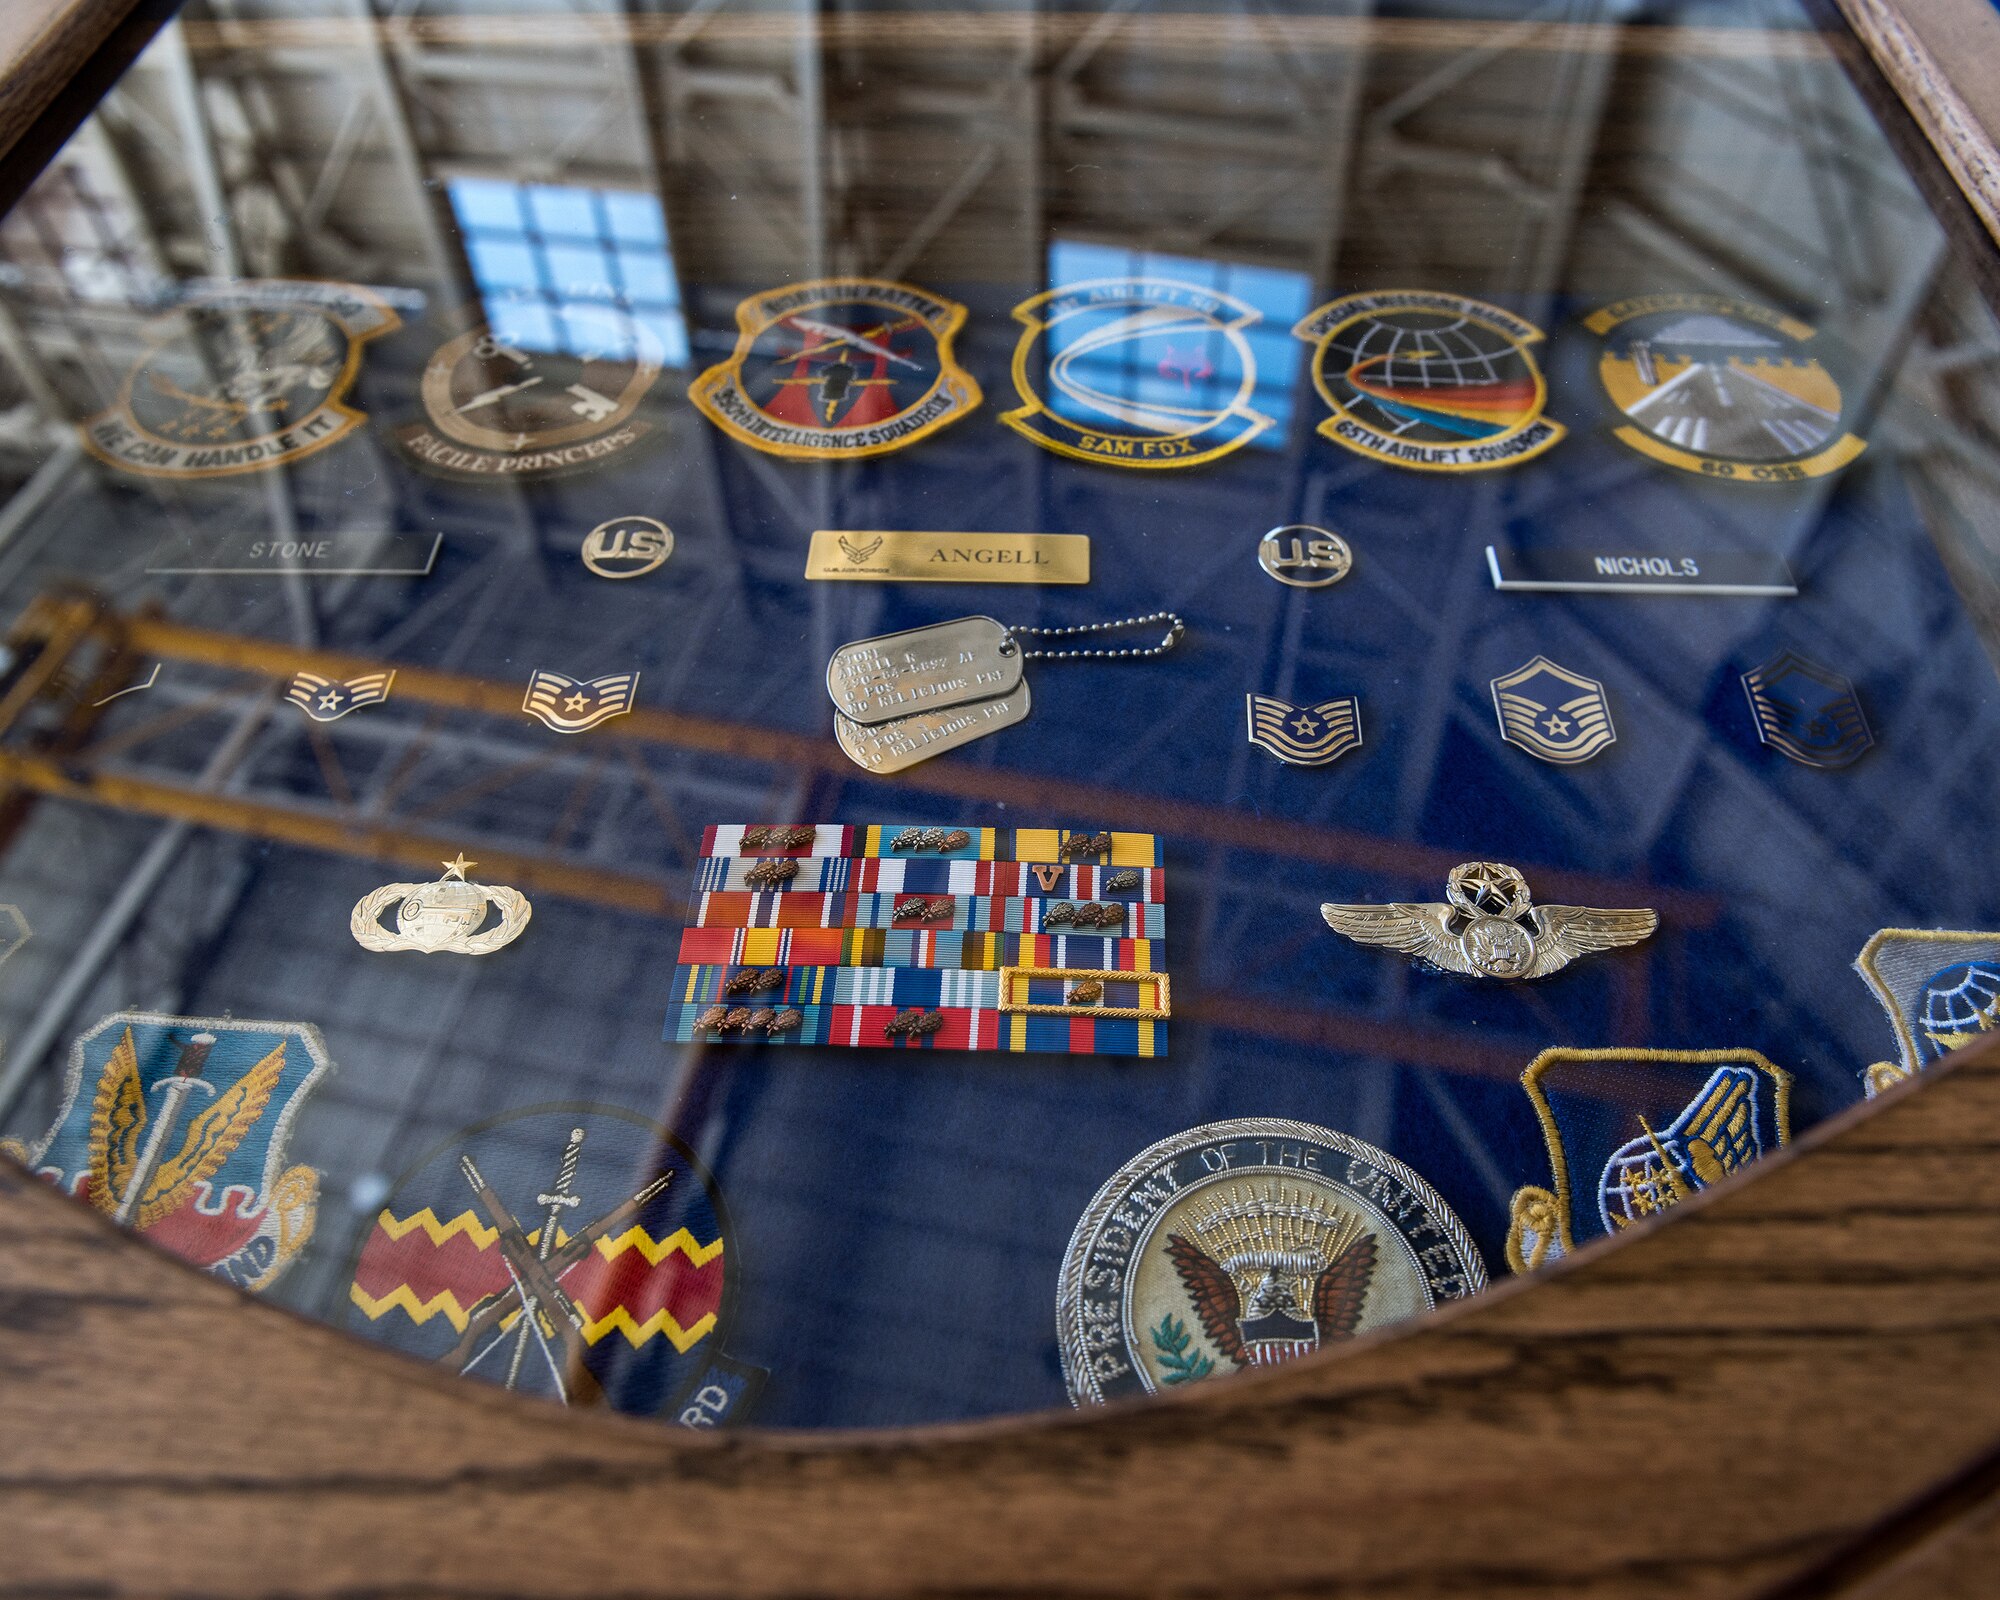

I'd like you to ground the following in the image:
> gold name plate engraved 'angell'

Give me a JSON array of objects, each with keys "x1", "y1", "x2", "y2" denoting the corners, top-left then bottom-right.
[{"x1": 806, "y1": 530, "x2": 1090, "y2": 584}]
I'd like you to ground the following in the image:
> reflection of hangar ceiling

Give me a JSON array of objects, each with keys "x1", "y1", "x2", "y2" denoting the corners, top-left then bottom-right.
[{"x1": 0, "y1": 2, "x2": 1998, "y2": 1430}]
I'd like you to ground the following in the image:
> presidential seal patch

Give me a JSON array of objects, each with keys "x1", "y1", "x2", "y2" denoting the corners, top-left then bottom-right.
[
  {"x1": 1, "y1": 1012, "x2": 330, "y2": 1292},
  {"x1": 1854, "y1": 929, "x2": 2000, "y2": 1096},
  {"x1": 396, "y1": 311, "x2": 664, "y2": 479},
  {"x1": 1001, "y1": 277, "x2": 1273, "y2": 468},
  {"x1": 346, "y1": 1102, "x2": 761, "y2": 1427},
  {"x1": 688, "y1": 277, "x2": 979, "y2": 459},
  {"x1": 1057, "y1": 1117, "x2": 1485, "y2": 1405},
  {"x1": 1586, "y1": 294, "x2": 1866, "y2": 481},
  {"x1": 1506, "y1": 1048, "x2": 1791, "y2": 1272},
  {"x1": 82, "y1": 280, "x2": 397, "y2": 479},
  {"x1": 1292, "y1": 290, "x2": 1563, "y2": 472}
]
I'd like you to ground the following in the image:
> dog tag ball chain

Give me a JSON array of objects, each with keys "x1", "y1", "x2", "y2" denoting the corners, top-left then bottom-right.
[{"x1": 827, "y1": 611, "x2": 1185, "y2": 773}]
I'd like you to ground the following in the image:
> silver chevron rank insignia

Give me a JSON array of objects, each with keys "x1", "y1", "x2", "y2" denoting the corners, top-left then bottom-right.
[
  {"x1": 1491, "y1": 656, "x2": 1615, "y2": 764},
  {"x1": 522, "y1": 669, "x2": 640, "y2": 733},
  {"x1": 1245, "y1": 693, "x2": 1362, "y2": 766},
  {"x1": 1321, "y1": 861, "x2": 1655, "y2": 981},
  {"x1": 285, "y1": 670, "x2": 395, "y2": 722}
]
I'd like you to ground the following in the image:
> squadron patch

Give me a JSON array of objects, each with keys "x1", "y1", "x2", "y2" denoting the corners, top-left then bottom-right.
[
  {"x1": 1057, "y1": 1117, "x2": 1485, "y2": 1405},
  {"x1": 1587, "y1": 294, "x2": 1866, "y2": 481},
  {"x1": 1244, "y1": 692, "x2": 1363, "y2": 766},
  {"x1": 346, "y1": 1102, "x2": 761, "y2": 1427},
  {"x1": 1854, "y1": 929, "x2": 2000, "y2": 1096},
  {"x1": 689, "y1": 277, "x2": 979, "y2": 459},
  {"x1": 1507, "y1": 1048, "x2": 1791, "y2": 1272},
  {"x1": 1, "y1": 1011, "x2": 330, "y2": 1291},
  {"x1": 82, "y1": 281, "x2": 397, "y2": 479},
  {"x1": 1292, "y1": 290, "x2": 1564, "y2": 472},
  {"x1": 1001, "y1": 277, "x2": 1273, "y2": 468},
  {"x1": 1491, "y1": 655, "x2": 1616, "y2": 764},
  {"x1": 396, "y1": 312, "x2": 664, "y2": 479},
  {"x1": 1741, "y1": 649, "x2": 1872, "y2": 769}
]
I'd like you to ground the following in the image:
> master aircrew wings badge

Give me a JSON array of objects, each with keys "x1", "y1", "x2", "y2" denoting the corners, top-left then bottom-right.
[
  {"x1": 1587, "y1": 294, "x2": 1866, "y2": 481},
  {"x1": 1854, "y1": 929, "x2": 2000, "y2": 1097},
  {"x1": 1293, "y1": 290, "x2": 1564, "y2": 472},
  {"x1": 81, "y1": 281, "x2": 398, "y2": 480},
  {"x1": 689, "y1": 277, "x2": 980, "y2": 459},
  {"x1": 1, "y1": 1012, "x2": 331, "y2": 1292},
  {"x1": 1244, "y1": 693, "x2": 1363, "y2": 766},
  {"x1": 1002, "y1": 277, "x2": 1274, "y2": 468},
  {"x1": 1491, "y1": 655, "x2": 1616, "y2": 764},
  {"x1": 1507, "y1": 1048, "x2": 1791, "y2": 1272},
  {"x1": 346, "y1": 1103, "x2": 761, "y2": 1426}
]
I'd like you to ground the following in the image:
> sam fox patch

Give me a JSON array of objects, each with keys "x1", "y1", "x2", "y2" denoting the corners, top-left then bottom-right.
[
  {"x1": 689, "y1": 277, "x2": 979, "y2": 459},
  {"x1": 1293, "y1": 290, "x2": 1564, "y2": 472},
  {"x1": 1855, "y1": 929, "x2": 2000, "y2": 1097},
  {"x1": 2, "y1": 1012, "x2": 330, "y2": 1291},
  {"x1": 396, "y1": 310, "x2": 665, "y2": 480},
  {"x1": 345, "y1": 1102, "x2": 762, "y2": 1427},
  {"x1": 1507, "y1": 1048, "x2": 1791, "y2": 1272},
  {"x1": 1587, "y1": 294, "x2": 1866, "y2": 482},
  {"x1": 82, "y1": 281, "x2": 398, "y2": 479},
  {"x1": 1001, "y1": 277, "x2": 1274, "y2": 468}
]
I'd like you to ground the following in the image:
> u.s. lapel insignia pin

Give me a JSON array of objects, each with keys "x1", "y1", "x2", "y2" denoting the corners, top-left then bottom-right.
[
  {"x1": 689, "y1": 277, "x2": 980, "y2": 459},
  {"x1": 286, "y1": 670, "x2": 395, "y2": 722},
  {"x1": 351, "y1": 854, "x2": 532, "y2": 955},
  {"x1": 0, "y1": 1012, "x2": 331, "y2": 1291},
  {"x1": 1506, "y1": 1048, "x2": 1791, "y2": 1272},
  {"x1": 1245, "y1": 693, "x2": 1362, "y2": 766},
  {"x1": 1491, "y1": 656, "x2": 1616, "y2": 764},
  {"x1": 1742, "y1": 649, "x2": 1871, "y2": 768},
  {"x1": 523, "y1": 669, "x2": 639, "y2": 733}
]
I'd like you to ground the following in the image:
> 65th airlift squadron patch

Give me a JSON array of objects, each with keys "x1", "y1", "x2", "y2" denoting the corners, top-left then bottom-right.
[
  {"x1": 1292, "y1": 290, "x2": 1564, "y2": 472},
  {"x1": 1587, "y1": 294, "x2": 1866, "y2": 481},
  {"x1": 82, "y1": 281, "x2": 398, "y2": 479},
  {"x1": 1002, "y1": 277, "x2": 1274, "y2": 468},
  {"x1": 689, "y1": 277, "x2": 980, "y2": 459},
  {"x1": 1506, "y1": 1048, "x2": 1791, "y2": 1272}
]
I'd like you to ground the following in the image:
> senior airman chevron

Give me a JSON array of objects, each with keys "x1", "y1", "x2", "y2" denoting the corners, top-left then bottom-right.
[{"x1": 668, "y1": 824, "x2": 1171, "y2": 1057}]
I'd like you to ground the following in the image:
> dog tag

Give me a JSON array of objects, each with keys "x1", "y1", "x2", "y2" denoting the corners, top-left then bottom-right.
[
  {"x1": 834, "y1": 684, "x2": 1033, "y2": 773},
  {"x1": 826, "y1": 616, "x2": 1024, "y2": 726}
]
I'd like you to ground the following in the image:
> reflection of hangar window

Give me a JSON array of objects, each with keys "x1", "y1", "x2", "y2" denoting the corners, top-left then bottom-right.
[
  {"x1": 1045, "y1": 240, "x2": 1309, "y2": 450},
  {"x1": 447, "y1": 178, "x2": 687, "y2": 365}
]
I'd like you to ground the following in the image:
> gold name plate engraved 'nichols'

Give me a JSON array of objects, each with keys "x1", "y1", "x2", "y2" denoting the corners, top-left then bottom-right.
[{"x1": 805, "y1": 530, "x2": 1090, "y2": 584}]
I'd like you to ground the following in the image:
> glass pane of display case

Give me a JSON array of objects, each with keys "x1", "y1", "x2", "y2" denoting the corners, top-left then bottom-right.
[{"x1": 2, "y1": 0, "x2": 1998, "y2": 1433}]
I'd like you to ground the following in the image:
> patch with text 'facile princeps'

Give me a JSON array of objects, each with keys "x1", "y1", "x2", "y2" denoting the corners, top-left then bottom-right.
[{"x1": 664, "y1": 826, "x2": 1168, "y2": 1057}]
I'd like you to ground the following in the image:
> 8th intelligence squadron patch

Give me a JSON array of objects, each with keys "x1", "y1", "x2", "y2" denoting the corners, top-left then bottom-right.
[
  {"x1": 2, "y1": 1011, "x2": 330, "y2": 1292},
  {"x1": 689, "y1": 277, "x2": 980, "y2": 459},
  {"x1": 1854, "y1": 929, "x2": 2000, "y2": 1096},
  {"x1": 1507, "y1": 1048, "x2": 1791, "y2": 1272}
]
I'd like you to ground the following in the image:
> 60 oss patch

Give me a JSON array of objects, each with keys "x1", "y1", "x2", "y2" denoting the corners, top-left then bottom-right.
[
  {"x1": 1002, "y1": 277, "x2": 1273, "y2": 468},
  {"x1": 689, "y1": 277, "x2": 979, "y2": 459},
  {"x1": 1507, "y1": 1048, "x2": 1791, "y2": 1272},
  {"x1": 1854, "y1": 929, "x2": 2000, "y2": 1097},
  {"x1": 397, "y1": 309, "x2": 665, "y2": 479},
  {"x1": 1, "y1": 1011, "x2": 330, "y2": 1292},
  {"x1": 82, "y1": 281, "x2": 398, "y2": 479},
  {"x1": 1057, "y1": 1118, "x2": 1485, "y2": 1406},
  {"x1": 1293, "y1": 290, "x2": 1564, "y2": 472},
  {"x1": 1586, "y1": 294, "x2": 1866, "y2": 481},
  {"x1": 346, "y1": 1102, "x2": 762, "y2": 1427}
]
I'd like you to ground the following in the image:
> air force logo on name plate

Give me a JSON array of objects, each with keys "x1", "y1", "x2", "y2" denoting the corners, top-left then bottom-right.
[
  {"x1": 1742, "y1": 649, "x2": 1872, "y2": 768},
  {"x1": 1854, "y1": 928, "x2": 2000, "y2": 1096},
  {"x1": 523, "y1": 669, "x2": 639, "y2": 733},
  {"x1": 1491, "y1": 655, "x2": 1615, "y2": 764},
  {"x1": 286, "y1": 670, "x2": 395, "y2": 722},
  {"x1": 1244, "y1": 693, "x2": 1362, "y2": 766},
  {"x1": 1507, "y1": 1049, "x2": 1791, "y2": 1272}
]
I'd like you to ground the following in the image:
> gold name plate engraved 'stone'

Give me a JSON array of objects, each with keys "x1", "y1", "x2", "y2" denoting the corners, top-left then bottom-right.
[
  {"x1": 998, "y1": 967, "x2": 1171, "y2": 1020},
  {"x1": 806, "y1": 530, "x2": 1091, "y2": 584},
  {"x1": 834, "y1": 685, "x2": 1033, "y2": 773}
]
